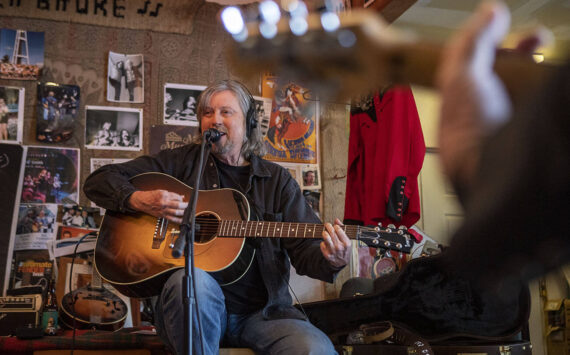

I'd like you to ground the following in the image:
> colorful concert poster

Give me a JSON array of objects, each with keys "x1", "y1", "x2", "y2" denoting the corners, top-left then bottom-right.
[
  {"x1": 21, "y1": 146, "x2": 80, "y2": 204},
  {"x1": 262, "y1": 81, "x2": 318, "y2": 164}
]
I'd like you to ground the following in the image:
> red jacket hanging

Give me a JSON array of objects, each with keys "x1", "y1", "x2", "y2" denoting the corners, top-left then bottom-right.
[{"x1": 344, "y1": 85, "x2": 425, "y2": 228}]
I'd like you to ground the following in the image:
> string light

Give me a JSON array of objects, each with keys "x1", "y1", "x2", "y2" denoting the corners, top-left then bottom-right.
[
  {"x1": 221, "y1": 6, "x2": 245, "y2": 35},
  {"x1": 320, "y1": 11, "x2": 340, "y2": 32}
]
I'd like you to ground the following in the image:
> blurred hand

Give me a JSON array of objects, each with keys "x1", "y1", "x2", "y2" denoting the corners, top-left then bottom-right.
[
  {"x1": 436, "y1": 1, "x2": 546, "y2": 188},
  {"x1": 128, "y1": 190, "x2": 188, "y2": 224},
  {"x1": 321, "y1": 218, "x2": 352, "y2": 268},
  {"x1": 436, "y1": 2, "x2": 511, "y2": 188}
]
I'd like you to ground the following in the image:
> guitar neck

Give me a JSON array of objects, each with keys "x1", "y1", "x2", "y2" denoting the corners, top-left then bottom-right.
[
  {"x1": 228, "y1": 9, "x2": 556, "y2": 103},
  {"x1": 217, "y1": 220, "x2": 360, "y2": 240}
]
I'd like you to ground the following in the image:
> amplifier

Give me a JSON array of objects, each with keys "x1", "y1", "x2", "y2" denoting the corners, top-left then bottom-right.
[{"x1": 0, "y1": 294, "x2": 42, "y2": 335}]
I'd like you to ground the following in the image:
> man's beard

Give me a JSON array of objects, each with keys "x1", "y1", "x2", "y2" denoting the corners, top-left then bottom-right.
[{"x1": 211, "y1": 139, "x2": 234, "y2": 156}]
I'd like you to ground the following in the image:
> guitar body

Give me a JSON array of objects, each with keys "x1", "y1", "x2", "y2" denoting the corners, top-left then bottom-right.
[
  {"x1": 59, "y1": 286, "x2": 128, "y2": 331},
  {"x1": 94, "y1": 173, "x2": 255, "y2": 298}
]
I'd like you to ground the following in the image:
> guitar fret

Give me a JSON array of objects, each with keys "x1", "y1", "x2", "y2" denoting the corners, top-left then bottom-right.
[{"x1": 303, "y1": 223, "x2": 306, "y2": 238}]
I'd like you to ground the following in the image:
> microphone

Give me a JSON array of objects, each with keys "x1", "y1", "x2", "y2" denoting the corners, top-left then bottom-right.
[{"x1": 204, "y1": 128, "x2": 225, "y2": 143}]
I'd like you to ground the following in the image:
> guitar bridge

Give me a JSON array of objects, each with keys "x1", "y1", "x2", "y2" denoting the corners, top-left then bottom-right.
[{"x1": 152, "y1": 218, "x2": 168, "y2": 249}]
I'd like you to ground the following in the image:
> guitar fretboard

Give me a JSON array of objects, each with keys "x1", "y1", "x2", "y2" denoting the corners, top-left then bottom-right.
[{"x1": 217, "y1": 220, "x2": 361, "y2": 240}]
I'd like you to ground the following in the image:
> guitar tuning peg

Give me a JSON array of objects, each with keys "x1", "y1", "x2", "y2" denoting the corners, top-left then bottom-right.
[
  {"x1": 398, "y1": 225, "x2": 407, "y2": 230},
  {"x1": 377, "y1": 222, "x2": 382, "y2": 228},
  {"x1": 387, "y1": 224, "x2": 396, "y2": 229}
]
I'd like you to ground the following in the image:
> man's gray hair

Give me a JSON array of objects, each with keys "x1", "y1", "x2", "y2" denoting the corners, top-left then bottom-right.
[{"x1": 195, "y1": 79, "x2": 266, "y2": 160}]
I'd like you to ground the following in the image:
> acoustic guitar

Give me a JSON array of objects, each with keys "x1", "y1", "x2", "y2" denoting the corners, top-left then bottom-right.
[
  {"x1": 60, "y1": 258, "x2": 128, "y2": 331},
  {"x1": 94, "y1": 172, "x2": 414, "y2": 298},
  {"x1": 227, "y1": 9, "x2": 557, "y2": 103}
]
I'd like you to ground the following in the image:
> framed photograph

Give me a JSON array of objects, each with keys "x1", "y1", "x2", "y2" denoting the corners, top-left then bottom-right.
[
  {"x1": 301, "y1": 164, "x2": 321, "y2": 189},
  {"x1": 21, "y1": 146, "x2": 80, "y2": 204},
  {"x1": 0, "y1": 86, "x2": 24, "y2": 144},
  {"x1": 36, "y1": 82, "x2": 80, "y2": 143},
  {"x1": 164, "y1": 83, "x2": 205, "y2": 126},
  {"x1": 107, "y1": 51, "x2": 144, "y2": 103},
  {"x1": 85, "y1": 106, "x2": 142, "y2": 151},
  {"x1": 0, "y1": 29, "x2": 44, "y2": 80}
]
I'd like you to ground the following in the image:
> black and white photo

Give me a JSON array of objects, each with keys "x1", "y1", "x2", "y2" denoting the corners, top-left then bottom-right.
[
  {"x1": 107, "y1": 51, "x2": 144, "y2": 103},
  {"x1": 85, "y1": 106, "x2": 142, "y2": 151},
  {"x1": 164, "y1": 83, "x2": 205, "y2": 126}
]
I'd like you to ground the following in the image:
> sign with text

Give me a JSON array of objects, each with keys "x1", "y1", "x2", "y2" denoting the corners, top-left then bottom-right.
[{"x1": 0, "y1": 0, "x2": 203, "y2": 35}]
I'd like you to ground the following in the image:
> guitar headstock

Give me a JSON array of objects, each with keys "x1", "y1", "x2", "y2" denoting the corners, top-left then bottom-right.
[
  {"x1": 224, "y1": 8, "x2": 428, "y2": 101},
  {"x1": 357, "y1": 224, "x2": 414, "y2": 254}
]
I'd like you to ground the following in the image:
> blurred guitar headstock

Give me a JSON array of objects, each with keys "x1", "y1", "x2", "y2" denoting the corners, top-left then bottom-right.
[{"x1": 223, "y1": 5, "x2": 555, "y2": 102}]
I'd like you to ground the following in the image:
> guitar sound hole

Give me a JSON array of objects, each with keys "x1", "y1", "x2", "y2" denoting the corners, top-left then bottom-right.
[{"x1": 195, "y1": 213, "x2": 219, "y2": 243}]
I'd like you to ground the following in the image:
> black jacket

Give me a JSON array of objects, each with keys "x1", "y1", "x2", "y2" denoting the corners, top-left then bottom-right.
[{"x1": 84, "y1": 143, "x2": 341, "y2": 320}]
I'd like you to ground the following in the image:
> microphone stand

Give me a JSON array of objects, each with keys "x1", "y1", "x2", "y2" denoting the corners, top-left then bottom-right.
[{"x1": 171, "y1": 133, "x2": 215, "y2": 355}]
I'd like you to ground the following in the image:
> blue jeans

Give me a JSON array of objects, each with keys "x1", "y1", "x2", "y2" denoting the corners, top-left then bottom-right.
[{"x1": 154, "y1": 268, "x2": 337, "y2": 355}]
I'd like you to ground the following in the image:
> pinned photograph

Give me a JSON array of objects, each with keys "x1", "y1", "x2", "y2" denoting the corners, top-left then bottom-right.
[
  {"x1": 0, "y1": 29, "x2": 44, "y2": 80},
  {"x1": 85, "y1": 106, "x2": 142, "y2": 151},
  {"x1": 36, "y1": 82, "x2": 80, "y2": 143},
  {"x1": 278, "y1": 162, "x2": 301, "y2": 186},
  {"x1": 0, "y1": 86, "x2": 24, "y2": 144},
  {"x1": 58, "y1": 205, "x2": 102, "y2": 229},
  {"x1": 107, "y1": 51, "x2": 144, "y2": 103},
  {"x1": 303, "y1": 190, "x2": 321, "y2": 219},
  {"x1": 21, "y1": 146, "x2": 80, "y2": 204},
  {"x1": 254, "y1": 96, "x2": 272, "y2": 138},
  {"x1": 164, "y1": 83, "x2": 205, "y2": 126},
  {"x1": 90, "y1": 158, "x2": 131, "y2": 173},
  {"x1": 301, "y1": 164, "x2": 321, "y2": 189},
  {"x1": 57, "y1": 225, "x2": 97, "y2": 242}
]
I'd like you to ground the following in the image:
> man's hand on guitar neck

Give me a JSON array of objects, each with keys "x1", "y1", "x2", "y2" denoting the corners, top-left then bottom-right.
[
  {"x1": 128, "y1": 190, "x2": 188, "y2": 224},
  {"x1": 321, "y1": 218, "x2": 352, "y2": 269}
]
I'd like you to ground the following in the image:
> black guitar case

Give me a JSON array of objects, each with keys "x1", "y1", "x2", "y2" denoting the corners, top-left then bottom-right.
[{"x1": 298, "y1": 253, "x2": 530, "y2": 342}]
